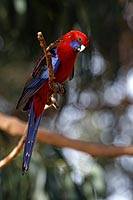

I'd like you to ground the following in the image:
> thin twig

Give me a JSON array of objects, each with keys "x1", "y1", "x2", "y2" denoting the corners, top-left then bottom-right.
[
  {"x1": 37, "y1": 32, "x2": 65, "y2": 95},
  {"x1": 0, "y1": 136, "x2": 25, "y2": 168},
  {"x1": 37, "y1": 32, "x2": 55, "y2": 84}
]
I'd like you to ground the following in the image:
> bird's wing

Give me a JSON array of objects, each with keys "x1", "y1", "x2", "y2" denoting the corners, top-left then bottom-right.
[{"x1": 16, "y1": 48, "x2": 61, "y2": 110}]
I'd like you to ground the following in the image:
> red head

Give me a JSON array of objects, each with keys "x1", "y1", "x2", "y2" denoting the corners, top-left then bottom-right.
[
  {"x1": 56, "y1": 30, "x2": 89, "y2": 64},
  {"x1": 59, "y1": 30, "x2": 89, "y2": 53}
]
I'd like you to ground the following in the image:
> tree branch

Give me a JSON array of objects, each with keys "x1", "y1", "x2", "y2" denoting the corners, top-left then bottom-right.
[
  {"x1": 0, "y1": 135, "x2": 25, "y2": 168},
  {"x1": 37, "y1": 32, "x2": 65, "y2": 95},
  {"x1": 0, "y1": 112, "x2": 133, "y2": 169}
]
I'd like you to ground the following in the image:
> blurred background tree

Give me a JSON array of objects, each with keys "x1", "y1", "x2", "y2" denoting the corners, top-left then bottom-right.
[{"x1": 0, "y1": 0, "x2": 133, "y2": 199}]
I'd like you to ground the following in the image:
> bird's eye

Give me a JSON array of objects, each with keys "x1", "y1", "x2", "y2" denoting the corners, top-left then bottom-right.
[{"x1": 78, "y1": 37, "x2": 82, "y2": 43}]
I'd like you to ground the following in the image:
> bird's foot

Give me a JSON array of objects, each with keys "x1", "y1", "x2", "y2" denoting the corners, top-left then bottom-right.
[
  {"x1": 49, "y1": 81, "x2": 66, "y2": 96},
  {"x1": 47, "y1": 94, "x2": 60, "y2": 110}
]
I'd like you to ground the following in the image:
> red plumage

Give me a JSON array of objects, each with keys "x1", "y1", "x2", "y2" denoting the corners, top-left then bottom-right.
[{"x1": 16, "y1": 30, "x2": 89, "y2": 174}]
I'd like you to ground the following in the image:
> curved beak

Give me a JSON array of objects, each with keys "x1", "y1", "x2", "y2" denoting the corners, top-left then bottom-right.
[
  {"x1": 77, "y1": 44, "x2": 86, "y2": 52},
  {"x1": 70, "y1": 41, "x2": 86, "y2": 53}
]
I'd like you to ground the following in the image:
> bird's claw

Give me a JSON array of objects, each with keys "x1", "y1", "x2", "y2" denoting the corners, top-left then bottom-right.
[
  {"x1": 47, "y1": 94, "x2": 60, "y2": 109},
  {"x1": 49, "y1": 81, "x2": 66, "y2": 96}
]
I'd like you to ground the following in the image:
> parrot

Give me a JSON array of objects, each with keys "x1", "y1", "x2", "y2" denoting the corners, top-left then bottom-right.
[{"x1": 16, "y1": 30, "x2": 89, "y2": 175}]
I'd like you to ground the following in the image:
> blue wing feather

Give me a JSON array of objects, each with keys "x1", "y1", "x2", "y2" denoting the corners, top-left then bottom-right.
[{"x1": 16, "y1": 48, "x2": 60, "y2": 110}]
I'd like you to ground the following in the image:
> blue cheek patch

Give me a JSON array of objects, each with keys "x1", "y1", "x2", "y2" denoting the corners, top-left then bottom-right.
[{"x1": 70, "y1": 40, "x2": 80, "y2": 51}]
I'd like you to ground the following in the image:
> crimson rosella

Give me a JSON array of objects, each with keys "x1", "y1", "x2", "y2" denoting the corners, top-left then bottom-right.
[{"x1": 16, "y1": 30, "x2": 89, "y2": 175}]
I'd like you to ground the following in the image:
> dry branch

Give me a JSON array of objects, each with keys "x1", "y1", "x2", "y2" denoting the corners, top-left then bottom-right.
[
  {"x1": 37, "y1": 32, "x2": 55, "y2": 85},
  {"x1": 0, "y1": 135, "x2": 25, "y2": 168},
  {"x1": 37, "y1": 32, "x2": 65, "y2": 95},
  {"x1": 0, "y1": 112, "x2": 133, "y2": 169}
]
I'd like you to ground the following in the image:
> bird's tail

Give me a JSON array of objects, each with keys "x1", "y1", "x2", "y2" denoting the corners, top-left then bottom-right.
[{"x1": 22, "y1": 101, "x2": 42, "y2": 175}]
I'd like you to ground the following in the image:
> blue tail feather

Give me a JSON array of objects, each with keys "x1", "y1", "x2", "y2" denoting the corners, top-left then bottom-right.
[{"x1": 22, "y1": 102, "x2": 42, "y2": 175}]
